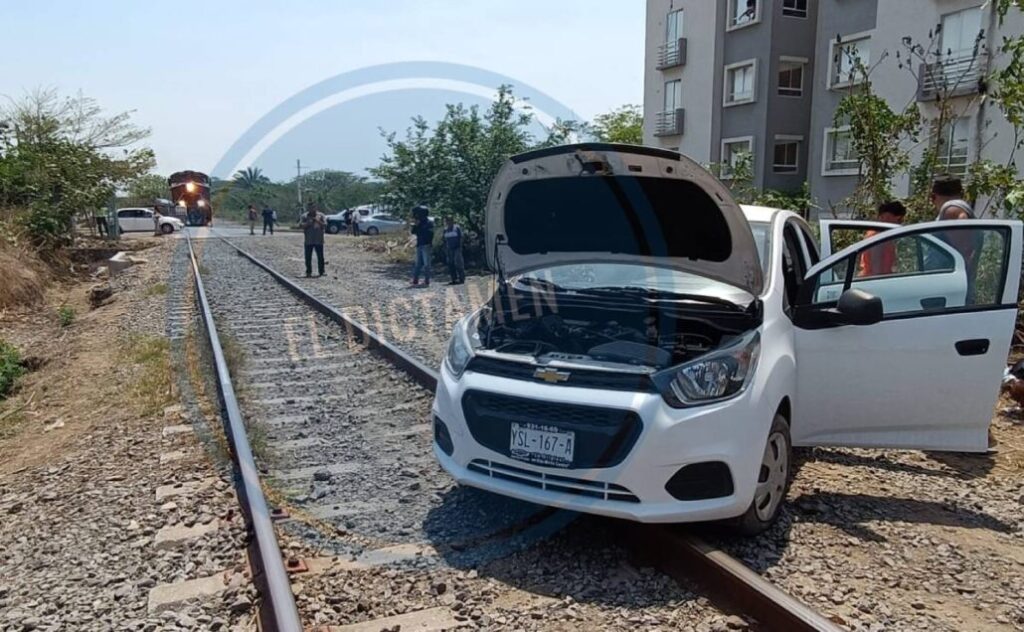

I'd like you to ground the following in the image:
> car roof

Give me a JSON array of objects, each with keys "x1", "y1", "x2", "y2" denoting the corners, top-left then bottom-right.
[{"x1": 739, "y1": 204, "x2": 782, "y2": 224}]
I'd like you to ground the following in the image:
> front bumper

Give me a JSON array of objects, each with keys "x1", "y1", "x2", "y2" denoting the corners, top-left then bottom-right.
[{"x1": 431, "y1": 361, "x2": 770, "y2": 523}]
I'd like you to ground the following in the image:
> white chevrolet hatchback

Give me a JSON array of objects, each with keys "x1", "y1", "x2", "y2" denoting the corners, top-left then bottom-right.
[{"x1": 431, "y1": 144, "x2": 1022, "y2": 533}]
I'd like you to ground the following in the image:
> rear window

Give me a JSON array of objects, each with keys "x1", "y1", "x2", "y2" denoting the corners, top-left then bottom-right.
[{"x1": 504, "y1": 176, "x2": 732, "y2": 262}]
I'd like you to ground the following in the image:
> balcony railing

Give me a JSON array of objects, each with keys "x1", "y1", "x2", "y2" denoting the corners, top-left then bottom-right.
[
  {"x1": 654, "y1": 108, "x2": 685, "y2": 137},
  {"x1": 657, "y1": 38, "x2": 688, "y2": 69},
  {"x1": 917, "y1": 52, "x2": 987, "y2": 101}
]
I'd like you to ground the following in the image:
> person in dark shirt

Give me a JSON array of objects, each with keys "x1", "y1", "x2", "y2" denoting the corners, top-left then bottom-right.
[
  {"x1": 261, "y1": 206, "x2": 275, "y2": 235},
  {"x1": 299, "y1": 203, "x2": 326, "y2": 277},
  {"x1": 442, "y1": 216, "x2": 465, "y2": 285},
  {"x1": 410, "y1": 205, "x2": 434, "y2": 287}
]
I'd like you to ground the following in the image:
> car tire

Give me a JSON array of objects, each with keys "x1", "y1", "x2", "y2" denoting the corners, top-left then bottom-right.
[
  {"x1": 365, "y1": 226, "x2": 379, "y2": 235},
  {"x1": 160, "y1": 223, "x2": 174, "y2": 234},
  {"x1": 327, "y1": 223, "x2": 340, "y2": 234},
  {"x1": 732, "y1": 413, "x2": 792, "y2": 536}
]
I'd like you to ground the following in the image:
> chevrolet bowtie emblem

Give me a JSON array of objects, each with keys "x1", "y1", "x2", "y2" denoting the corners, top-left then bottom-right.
[{"x1": 534, "y1": 367, "x2": 571, "y2": 383}]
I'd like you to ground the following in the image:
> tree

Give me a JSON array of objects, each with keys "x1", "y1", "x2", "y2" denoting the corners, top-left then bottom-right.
[
  {"x1": 831, "y1": 45, "x2": 921, "y2": 219},
  {"x1": 0, "y1": 89, "x2": 154, "y2": 248},
  {"x1": 371, "y1": 85, "x2": 535, "y2": 247},
  {"x1": 126, "y1": 173, "x2": 168, "y2": 201},
  {"x1": 232, "y1": 167, "x2": 269, "y2": 189},
  {"x1": 590, "y1": 104, "x2": 643, "y2": 145}
]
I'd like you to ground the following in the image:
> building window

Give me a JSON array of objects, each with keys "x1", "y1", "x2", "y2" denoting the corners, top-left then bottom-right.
[
  {"x1": 778, "y1": 59, "x2": 805, "y2": 97},
  {"x1": 664, "y1": 79, "x2": 682, "y2": 112},
  {"x1": 935, "y1": 116, "x2": 971, "y2": 176},
  {"x1": 728, "y1": 0, "x2": 759, "y2": 29},
  {"x1": 725, "y1": 60, "x2": 756, "y2": 106},
  {"x1": 666, "y1": 9, "x2": 683, "y2": 44},
  {"x1": 773, "y1": 138, "x2": 800, "y2": 173},
  {"x1": 830, "y1": 33, "x2": 871, "y2": 89},
  {"x1": 721, "y1": 137, "x2": 754, "y2": 179},
  {"x1": 941, "y1": 6, "x2": 983, "y2": 61},
  {"x1": 782, "y1": 0, "x2": 808, "y2": 18},
  {"x1": 823, "y1": 127, "x2": 859, "y2": 175}
]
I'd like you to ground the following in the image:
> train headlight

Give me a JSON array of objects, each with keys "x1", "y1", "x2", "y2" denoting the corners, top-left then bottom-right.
[
  {"x1": 177, "y1": 200, "x2": 186, "y2": 207},
  {"x1": 197, "y1": 199, "x2": 206, "y2": 208},
  {"x1": 186, "y1": 182, "x2": 196, "y2": 193}
]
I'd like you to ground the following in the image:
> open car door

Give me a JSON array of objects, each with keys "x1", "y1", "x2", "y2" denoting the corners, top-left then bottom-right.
[
  {"x1": 791, "y1": 220, "x2": 1022, "y2": 452},
  {"x1": 818, "y1": 219, "x2": 899, "y2": 259}
]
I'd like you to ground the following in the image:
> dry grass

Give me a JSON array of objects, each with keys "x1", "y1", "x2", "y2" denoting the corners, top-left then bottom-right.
[
  {"x1": 123, "y1": 335, "x2": 175, "y2": 417},
  {"x1": 0, "y1": 240, "x2": 47, "y2": 310}
]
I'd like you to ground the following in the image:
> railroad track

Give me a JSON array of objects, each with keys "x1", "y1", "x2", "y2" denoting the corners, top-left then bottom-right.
[{"x1": 185, "y1": 233, "x2": 841, "y2": 632}]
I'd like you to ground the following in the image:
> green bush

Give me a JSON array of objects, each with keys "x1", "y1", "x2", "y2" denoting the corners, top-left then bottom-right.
[
  {"x1": 57, "y1": 305, "x2": 75, "y2": 327},
  {"x1": 0, "y1": 340, "x2": 25, "y2": 398}
]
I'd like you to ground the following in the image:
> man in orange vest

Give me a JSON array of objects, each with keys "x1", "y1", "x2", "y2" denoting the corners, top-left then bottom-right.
[{"x1": 858, "y1": 201, "x2": 907, "y2": 277}]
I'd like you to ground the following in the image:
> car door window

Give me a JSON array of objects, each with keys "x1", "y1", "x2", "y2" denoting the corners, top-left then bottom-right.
[
  {"x1": 781, "y1": 223, "x2": 807, "y2": 307},
  {"x1": 805, "y1": 225, "x2": 1010, "y2": 316}
]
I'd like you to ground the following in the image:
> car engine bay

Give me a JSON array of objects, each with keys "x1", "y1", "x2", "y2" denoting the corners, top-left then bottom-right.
[{"x1": 478, "y1": 290, "x2": 760, "y2": 370}]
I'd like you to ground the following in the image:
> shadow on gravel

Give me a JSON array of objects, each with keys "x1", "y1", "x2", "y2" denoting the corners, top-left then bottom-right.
[
  {"x1": 810, "y1": 449, "x2": 995, "y2": 480},
  {"x1": 787, "y1": 491, "x2": 1014, "y2": 542},
  {"x1": 423, "y1": 487, "x2": 699, "y2": 608}
]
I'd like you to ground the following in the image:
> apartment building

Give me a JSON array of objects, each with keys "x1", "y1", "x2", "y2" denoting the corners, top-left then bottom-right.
[{"x1": 643, "y1": 0, "x2": 1024, "y2": 217}]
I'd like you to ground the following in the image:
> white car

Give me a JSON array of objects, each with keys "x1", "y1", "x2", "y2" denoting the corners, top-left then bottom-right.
[
  {"x1": 358, "y1": 213, "x2": 407, "y2": 235},
  {"x1": 116, "y1": 208, "x2": 184, "y2": 234},
  {"x1": 430, "y1": 144, "x2": 1022, "y2": 534}
]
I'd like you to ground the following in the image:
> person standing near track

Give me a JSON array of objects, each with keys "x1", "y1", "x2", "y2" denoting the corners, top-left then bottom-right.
[
  {"x1": 247, "y1": 204, "x2": 258, "y2": 235},
  {"x1": 409, "y1": 205, "x2": 434, "y2": 287},
  {"x1": 300, "y1": 203, "x2": 327, "y2": 277},
  {"x1": 262, "y1": 205, "x2": 275, "y2": 235},
  {"x1": 443, "y1": 216, "x2": 465, "y2": 285}
]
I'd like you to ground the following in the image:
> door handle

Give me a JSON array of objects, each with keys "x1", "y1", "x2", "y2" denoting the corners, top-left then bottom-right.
[
  {"x1": 920, "y1": 296, "x2": 946, "y2": 310},
  {"x1": 955, "y1": 339, "x2": 990, "y2": 356}
]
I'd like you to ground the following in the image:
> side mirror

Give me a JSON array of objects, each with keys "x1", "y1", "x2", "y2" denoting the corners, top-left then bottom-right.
[{"x1": 836, "y1": 288, "x2": 883, "y2": 326}]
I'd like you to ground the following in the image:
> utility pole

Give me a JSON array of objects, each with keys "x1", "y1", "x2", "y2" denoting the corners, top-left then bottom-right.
[{"x1": 296, "y1": 159, "x2": 303, "y2": 209}]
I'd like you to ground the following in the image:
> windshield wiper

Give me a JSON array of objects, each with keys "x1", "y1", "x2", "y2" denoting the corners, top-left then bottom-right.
[
  {"x1": 512, "y1": 277, "x2": 565, "y2": 292},
  {"x1": 574, "y1": 286, "x2": 744, "y2": 311}
]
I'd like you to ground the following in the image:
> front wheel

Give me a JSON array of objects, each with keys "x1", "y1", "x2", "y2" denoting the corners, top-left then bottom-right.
[
  {"x1": 733, "y1": 414, "x2": 791, "y2": 536},
  {"x1": 160, "y1": 223, "x2": 174, "y2": 234},
  {"x1": 365, "y1": 226, "x2": 379, "y2": 235},
  {"x1": 326, "y1": 223, "x2": 340, "y2": 234}
]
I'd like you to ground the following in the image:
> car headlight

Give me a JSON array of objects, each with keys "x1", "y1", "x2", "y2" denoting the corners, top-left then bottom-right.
[
  {"x1": 654, "y1": 331, "x2": 760, "y2": 407},
  {"x1": 444, "y1": 316, "x2": 477, "y2": 379}
]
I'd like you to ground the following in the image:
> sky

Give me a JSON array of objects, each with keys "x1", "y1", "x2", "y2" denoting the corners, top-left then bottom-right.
[{"x1": 0, "y1": 1, "x2": 645, "y2": 181}]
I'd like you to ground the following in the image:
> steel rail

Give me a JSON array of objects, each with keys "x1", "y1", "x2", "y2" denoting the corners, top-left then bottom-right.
[
  {"x1": 185, "y1": 235, "x2": 303, "y2": 632},
  {"x1": 217, "y1": 235, "x2": 841, "y2": 632}
]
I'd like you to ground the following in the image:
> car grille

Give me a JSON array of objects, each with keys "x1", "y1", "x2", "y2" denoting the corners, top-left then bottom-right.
[
  {"x1": 467, "y1": 459, "x2": 640, "y2": 503},
  {"x1": 461, "y1": 390, "x2": 643, "y2": 469},
  {"x1": 467, "y1": 356, "x2": 657, "y2": 392}
]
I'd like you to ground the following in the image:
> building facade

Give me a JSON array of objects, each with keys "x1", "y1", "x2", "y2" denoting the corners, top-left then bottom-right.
[{"x1": 643, "y1": 0, "x2": 1024, "y2": 217}]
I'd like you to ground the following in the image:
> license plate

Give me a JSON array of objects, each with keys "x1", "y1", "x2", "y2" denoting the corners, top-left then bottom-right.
[{"x1": 509, "y1": 422, "x2": 574, "y2": 468}]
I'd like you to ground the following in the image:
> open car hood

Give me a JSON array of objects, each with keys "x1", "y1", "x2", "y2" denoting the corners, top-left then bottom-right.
[{"x1": 485, "y1": 144, "x2": 764, "y2": 296}]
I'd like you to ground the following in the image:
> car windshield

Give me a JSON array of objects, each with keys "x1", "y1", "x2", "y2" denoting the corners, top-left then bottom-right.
[{"x1": 516, "y1": 263, "x2": 754, "y2": 306}]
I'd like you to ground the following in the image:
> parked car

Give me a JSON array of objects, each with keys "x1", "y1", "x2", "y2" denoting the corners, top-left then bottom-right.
[
  {"x1": 430, "y1": 143, "x2": 1022, "y2": 534},
  {"x1": 358, "y1": 213, "x2": 406, "y2": 235},
  {"x1": 116, "y1": 208, "x2": 184, "y2": 234},
  {"x1": 325, "y1": 211, "x2": 346, "y2": 234}
]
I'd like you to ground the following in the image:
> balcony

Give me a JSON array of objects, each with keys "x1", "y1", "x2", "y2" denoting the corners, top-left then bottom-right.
[
  {"x1": 917, "y1": 52, "x2": 987, "y2": 101},
  {"x1": 654, "y1": 108, "x2": 685, "y2": 137},
  {"x1": 657, "y1": 38, "x2": 688, "y2": 70}
]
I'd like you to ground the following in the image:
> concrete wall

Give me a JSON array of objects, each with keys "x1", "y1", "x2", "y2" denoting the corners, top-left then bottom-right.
[
  {"x1": 717, "y1": 0, "x2": 772, "y2": 188},
  {"x1": 763, "y1": 0, "x2": 819, "y2": 191},
  {"x1": 806, "y1": 0, "x2": 878, "y2": 217},
  {"x1": 643, "y1": 0, "x2": 720, "y2": 163}
]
